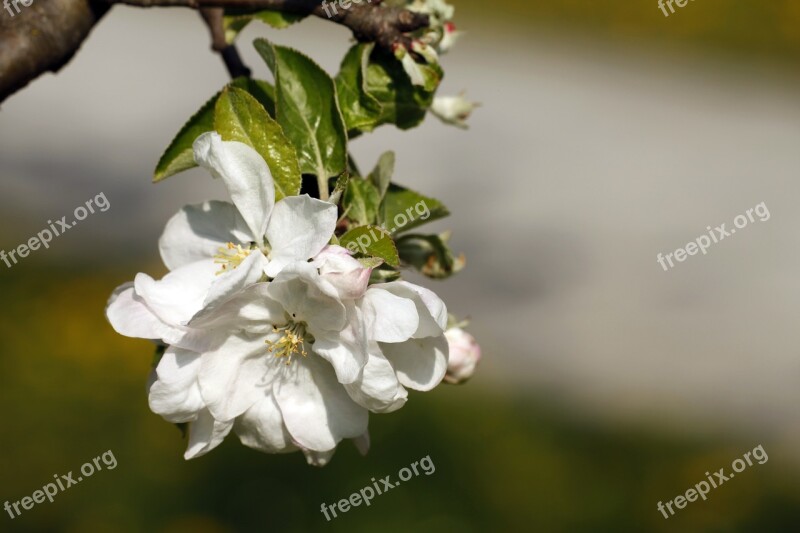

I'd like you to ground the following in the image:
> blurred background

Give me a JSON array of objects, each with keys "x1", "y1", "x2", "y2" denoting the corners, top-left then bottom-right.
[{"x1": 2, "y1": 0, "x2": 800, "y2": 530}]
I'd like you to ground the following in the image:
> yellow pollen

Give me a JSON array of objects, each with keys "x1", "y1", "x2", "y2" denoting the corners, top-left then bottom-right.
[
  {"x1": 214, "y1": 242, "x2": 252, "y2": 275},
  {"x1": 266, "y1": 323, "x2": 308, "y2": 365}
]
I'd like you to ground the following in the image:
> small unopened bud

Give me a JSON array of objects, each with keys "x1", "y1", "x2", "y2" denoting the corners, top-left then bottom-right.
[
  {"x1": 393, "y1": 44, "x2": 427, "y2": 87},
  {"x1": 438, "y1": 22, "x2": 462, "y2": 53},
  {"x1": 444, "y1": 327, "x2": 481, "y2": 384},
  {"x1": 430, "y1": 93, "x2": 479, "y2": 129},
  {"x1": 411, "y1": 40, "x2": 439, "y2": 64}
]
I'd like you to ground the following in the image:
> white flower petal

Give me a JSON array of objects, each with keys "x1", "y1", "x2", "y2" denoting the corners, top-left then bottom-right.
[
  {"x1": 159, "y1": 201, "x2": 253, "y2": 271},
  {"x1": 197, "y1": 333, "x2": 278, "y2": 421},
  {"x1": 184, "y1": 409, "x2": 234, "y2": 460},
  {"x1": 303, "y1": 448, "x2": 336, "y2": 467},
  {"x1": 311, "y1": 302, "x2": 369, "y2": 385},
  {"x1": 148, "y1": 348, "x2": 205, "y2": 423},
  {"x1": 133, "y1": 261, "x2": 217, "y2": 326},
  {"x1": 190, "y1": 283, "x2": 286, "y2": 333},
  {"x1": 274, "y1": 354, "x2": 368, "y2": 452},
  {"x1": 377, "y1": 281, "x2": 447, "y2": 338},
  {"x1": 380, "y1": 335, "x2": 449, "y2": 391},
  {"x1": 353, "y1": 431, "x2": 370, "y2": 456},
  {"x1": 106, "y1": 283, "x2": 174, "y2": 341},
  {"x1": 234, "y1": 395, "x2": 297, "y2": 454},
  {"x1": 344, "y1": 345, "x2": 408, "y2": 413},
  {"x1": 267, "y1": 262, "x2": 346, "y2": 333},
  {"x1": 264, "y1": 195, "x2": 337, "y2": 278},
  {"x1": 193, "y1": 132, "x2": 275, "y2": 244},
  {"x1": 203, "y1": 251, "x2": 267, "y2": 310},
  {"x1": 362, "y1": 287, "x2": 419, "y2": 343}
]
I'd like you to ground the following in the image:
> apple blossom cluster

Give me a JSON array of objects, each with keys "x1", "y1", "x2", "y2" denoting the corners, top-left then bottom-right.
[{"x1": 106, "y1": 3, "x2": 480, "y2": 466}]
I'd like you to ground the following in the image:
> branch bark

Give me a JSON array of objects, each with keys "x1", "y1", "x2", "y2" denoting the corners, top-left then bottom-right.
[
  {"x1": 199, "y1": 7, "x2": 252, "y2": 78},
  {"x1": 0, "y1": 0, "x2": 109, "y2": 103},
  {"x1": 0, "y1": 0, "x2": 428, "y2": 103}
]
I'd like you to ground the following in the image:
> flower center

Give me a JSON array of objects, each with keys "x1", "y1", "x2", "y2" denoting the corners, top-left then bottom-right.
[
  {"x1": 213, "y1": 242, "x2": 251, "y2": 275},
  {"x1": 266, "y1": 321, "x2": 308, "y2": 365}
]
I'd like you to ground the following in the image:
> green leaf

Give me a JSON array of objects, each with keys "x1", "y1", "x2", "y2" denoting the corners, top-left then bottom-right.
[
  {"x1": 223, "y1": 9, "x2": 307, "y2": 43},
  {"x1": 222, "y1": 15, "x2": 251, "y2": 44},
  {"x1": 255, "y1": 39, "x2": 347, "y2": 184},
  {"x1": 343, "y1": 179, "x2": 380, "y2": 226},
  {"x1": 368, "y1": 151, "x2": 395, "y2": 201},
  {"x1": 153, "y1": 78, "x2": 276, "y2": 183},
  {"x1": 336, "y1": 44, "x2": 383, "y2": 134},
  {"x1": 154, "y1": 90, "x2": 219, "y2": 182},
  {"x1": 365, "y1": 47, "x2": 443, "y2": 130},
  {"x1": 328, "y1": 172, "x2": 350, "y2": 206},
  {"x1": 381, "y1": 184, "x2": 449, "y2": 233},
  {"x1": 254, "y1": 10, "x2": 307, "y2": 29},
  {"x1": 339, "y1": 225, "x2": 400, "y2": 267},
  {"x1": 369, "y1": 265, "x2": 401, "y2": 283},
  {"x1": 396, "y1": 232, "x2": 465, "y2": 279},
  {"x1": 231, "y1": 77, "x2": 276, "y2": 117},
  {"x1": 214, "y1": 86, "x2": 301, "y2": 200}
]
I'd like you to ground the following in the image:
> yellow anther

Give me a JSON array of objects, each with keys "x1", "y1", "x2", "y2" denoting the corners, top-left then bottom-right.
[
  {"x1": 266, "y1": 322, "x2": 308, "y2": 365},
  {"x1": 213, "y1": 242, "x2": 252, "y2": 275}
]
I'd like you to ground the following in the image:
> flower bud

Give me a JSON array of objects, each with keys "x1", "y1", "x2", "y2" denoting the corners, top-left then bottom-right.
[
  {"x1": 444, "y1": 327, "x2": 481, "y2": 384},
  {"x1": 430, "y1": 93, "x2": 479, "y2": 129},
  {"x1": 438, "y1": 22, "x2": 462, "y2": 53}
]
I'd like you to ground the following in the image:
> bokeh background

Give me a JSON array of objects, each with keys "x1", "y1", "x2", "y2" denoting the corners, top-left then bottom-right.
[{"x1": 2, "y1": 0, "x2": 800, "y2": 531}]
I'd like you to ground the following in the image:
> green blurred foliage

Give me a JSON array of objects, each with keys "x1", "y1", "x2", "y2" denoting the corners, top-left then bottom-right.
[
  {"x1": 1, "y1": 266, "x2": 799, "y2": 532},
  {"x1": 460, "y1": 0, "x2": 800, "y2": 62}
]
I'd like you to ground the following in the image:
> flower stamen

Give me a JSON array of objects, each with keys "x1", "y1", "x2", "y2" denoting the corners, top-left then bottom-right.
[
  {"x1": 266, "y1": 322, "x2": 308, "y2": 365},
  {"x1": 213, "y1": 242, "x2": 251, "y2": 275}
]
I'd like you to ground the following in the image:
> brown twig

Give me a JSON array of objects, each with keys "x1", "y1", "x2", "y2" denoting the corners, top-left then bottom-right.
[
  {"x1": 0, "y1": 0, "x2": 429, "y2": 103},
  {"x1": 199, "y1": 7, "x2": 251, "y2": 78}
]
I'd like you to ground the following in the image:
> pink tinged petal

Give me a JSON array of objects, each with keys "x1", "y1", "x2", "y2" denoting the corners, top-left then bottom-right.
[
  {"x1": 379, "y1": 335, "x2": 449, "y2": 391},
  {"x1": 274, "y1": 354, "x2": 368, "y2": 452},
  {"x1": 303, "y1": 448, "x2": 337, "y2": 467},
  {"x1": 378, "y1": 281, "x2": 448, "y2": 338},
  {"x1": 184, "y1": 409, "x2": 234, "y2": 460},
  {"x1": 311, "y1": 302, "x2": 369, "y2": 385},
  {"x1": 148, "y1": 348, "x2": 205, "y2": 423},
  {"x1": 234, "y1": 395, "x2": 297, "y2": 453},
  {"x1": 197, "y1": 333, "x2": 278, "y2": 421},
  {"x1": 313, "y1": 245, "x2": 373, "y2": 299},
  {"x1": 444, "y1": 327, "x2": 482, "y2": 384},
  {"x1": 193, "y1": 132, "x2": 275, "y2": 245},
  {"x1": 267, "y1": 262, "x2": 346, "y2": 333},
  {"x1": 344, "y1": 346, "x2": 408, "y2": 413},
  {"x1": 190, "y1": 283, "x2": 286, "y2": 333},
  {"x1": 133, "y1": 261, "x2": 218, "y2": 326},
  {"x1": 264, "y1": 195, "x2": 338, "y2": 278},
  {"x1": 203, "y1": 251, "x2": 267, "y2": 310},
  {"x1": 362, "y1": 287, "x2": 419, "y2": 343},
  {"x1": 159, "y1": 201, "x2": 253, "y2": 271}
]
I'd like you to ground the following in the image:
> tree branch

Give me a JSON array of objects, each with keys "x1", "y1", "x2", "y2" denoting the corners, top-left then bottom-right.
[
  {"x1": 199, "y1": 7, "x2": 251, "y2": 78},
  {"x1": 0, "y1": 0, "x2": 109, "y2": 103},
  {"x1": 0, "y1": 0, "x2": 429, "y2": 103}
]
